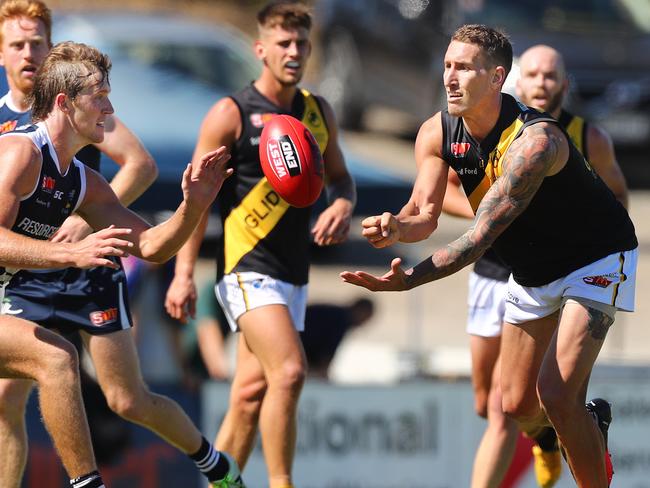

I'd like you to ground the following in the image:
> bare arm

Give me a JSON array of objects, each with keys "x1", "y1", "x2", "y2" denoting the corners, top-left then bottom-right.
[
  {"x1": 77, "y1": 146, "x2": 231, "y2": 264},
  {"x1": 165, "y1": 98, "x2": 240, "y2": 322},
  {"x1": 361, "y1": 113, "x2": 449, "y2": 248},
  {"x1": 586, "y1": 123, "x2": 628, "y2": 208},
  {"x1": 0, "y1": 136, "x2": 132, "y2": 269},
  {"x1": 442, "y1": 167, "x2": 474, "y2": 219},
  {"x1": 51, "y1": 115, "x2": 158, "y2": 243},
  {"x1": 341, "y1": 122, "x2": 568, "y2": 291},
  {"x1": 311, "y1": 97, "x2": 356, "y2": 246},
  {"x1": 95, "y1": 114, "x2": 158, "y2": 206}
]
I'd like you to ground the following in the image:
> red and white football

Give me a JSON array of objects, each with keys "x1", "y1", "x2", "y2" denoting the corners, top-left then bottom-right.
[{"x1": 259, "y1": 114, "x2": 324, "y2": 208}]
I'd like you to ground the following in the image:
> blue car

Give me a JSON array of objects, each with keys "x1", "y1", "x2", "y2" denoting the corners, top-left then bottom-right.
[{"x1": 46, "y1": 11, "x2": 411, "y2": 223}]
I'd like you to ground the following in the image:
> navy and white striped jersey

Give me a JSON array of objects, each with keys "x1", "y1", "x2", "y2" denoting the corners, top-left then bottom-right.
[{"x1": 0, "y1": 122, "x2": 87, "y2": 285}]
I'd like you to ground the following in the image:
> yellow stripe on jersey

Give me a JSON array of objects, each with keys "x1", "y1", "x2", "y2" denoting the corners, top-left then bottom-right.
[
  {"x1": 564, "y1": 116, "x2": 585, "y2": 155},
  {"x1": 224, "y1": 178, "x2": 290, "y2": 274},
  {"x1": 301, "y1": 89, "x2": 329, "y2": 154},
  {"x1": 466, "y1": 118, "x2": 525, "y2": 213}
]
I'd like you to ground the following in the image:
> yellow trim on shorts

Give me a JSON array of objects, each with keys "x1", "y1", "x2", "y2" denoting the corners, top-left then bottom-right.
[
  {"x1": 236, "y1": 273, "x2": 250, "y2": 311},
  {"x1": 611, "y1": 252, "x2": 626, "y2": 306}
]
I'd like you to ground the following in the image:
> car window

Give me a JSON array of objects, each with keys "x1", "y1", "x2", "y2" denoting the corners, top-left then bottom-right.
[
  {"x1": 48, "y1": 14, "x2": 261, "y2": 182},
  {"x1": 113, "y1": 41, "x2": 258, "y2": 94}
]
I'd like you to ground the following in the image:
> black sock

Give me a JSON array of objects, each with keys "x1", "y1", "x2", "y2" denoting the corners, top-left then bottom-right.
[
  {"x1": 535, "y1": 426, "x2": 559, "y2": 451},
  {"x1": 189, "y1": 437, "x2": 230, "y2": 482},
  {"x1": 70, "y1": 470, "x2": 105, "y2": 488}
]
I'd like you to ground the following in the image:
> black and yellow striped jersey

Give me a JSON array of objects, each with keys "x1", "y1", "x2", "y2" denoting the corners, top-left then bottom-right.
[
  {"x1": 216, "y1": 84, "x2": 329, "y2": 285},
  {"x1": 473, "y1": 107, "x2": 593, "y2": 282},
  {"x1": 442, "y1": 94, "x2": 636, "y2": 287},
  {"x1": 558, "y1": 109, "x2": 588, "y2": 160}
]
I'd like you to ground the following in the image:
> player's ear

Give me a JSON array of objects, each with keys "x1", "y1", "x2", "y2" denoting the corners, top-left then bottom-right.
[
  {"x1": 55, "y1": 93, "x2": 69, "y2": 112},
  {"x1": 492, "y1": 66, "x2": 506, "y2": 88},
  {"x1": 254, "y1": 39, "x2": 266, "y2": 61}
]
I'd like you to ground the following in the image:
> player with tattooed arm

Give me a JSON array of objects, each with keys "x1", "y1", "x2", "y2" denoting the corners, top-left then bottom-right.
[{"x1": 342, "y1": 24, "x2": 636, "y2": 488}]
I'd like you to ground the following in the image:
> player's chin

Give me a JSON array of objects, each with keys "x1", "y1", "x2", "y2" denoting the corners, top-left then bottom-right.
[
  {"x1": 280, "y1": 72, "x2": 302, "y2": 86},
  {"x1": 446, "y1": 104, "x2": 465, "y2": 117},
  {"x1": 89, "y1": 128, "x2": 105, "y2": 144}
]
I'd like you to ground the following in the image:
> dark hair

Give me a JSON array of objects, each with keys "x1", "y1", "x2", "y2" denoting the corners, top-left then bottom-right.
[
  {"x1": 257, "y1": 1, "x2": 312, "y2": 31},
  {"x1": 0, "y1": 0, "x2": 52, "y2": 45},
  {"x1": 452, "y1": 24, "x2": 512, "y2": 77},
  {"x1": 29, "y1": 41, "x2": 111, "y2": 122}
]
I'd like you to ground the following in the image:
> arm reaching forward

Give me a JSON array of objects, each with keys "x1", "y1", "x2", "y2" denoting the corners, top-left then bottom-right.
[
  {"x1": 77, "y1": 146, "x2": 232, "y2": 264},
  {"x1": 341, "y1": 122, "x2": 568, "y2": 291}
]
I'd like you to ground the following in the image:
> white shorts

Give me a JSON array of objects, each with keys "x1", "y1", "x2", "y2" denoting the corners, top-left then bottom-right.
[
  {"x1": 467, "y1": 271, "x2": 508, "y2": 337},
  {"x1": 504, "y1": 249, "x2": 637, "y2": 325},
  {"x1": 215, "y1": 272, "x2": 307, "y2": 332}
]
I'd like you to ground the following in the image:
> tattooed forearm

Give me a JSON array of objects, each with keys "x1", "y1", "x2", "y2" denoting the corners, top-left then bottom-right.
[
  {"x1": 405, "y1": 123, "x2": 566, "y2": 290},
  {"x1": 586, "y1": 307, "x2": 614, "y2": 340},
  {"x1": 406, "y1": 233, "x2": 483, "y2": 288}
]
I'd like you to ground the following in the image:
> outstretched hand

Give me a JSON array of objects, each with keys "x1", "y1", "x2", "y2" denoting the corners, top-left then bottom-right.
[
  {"x1": 340, "y1": 257, "x2": 410, "y2": 292},
  {"x1": 182, "y1": 146, "x2": 233, "y2": 209},
  {"x1": 67, "y1": 225, "x2": 133, "y2": 269}
]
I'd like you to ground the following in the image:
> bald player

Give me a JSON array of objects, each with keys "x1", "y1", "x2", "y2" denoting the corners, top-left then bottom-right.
[{"x1": 517, "y1": 44, "x2": 628, "y2": 207}]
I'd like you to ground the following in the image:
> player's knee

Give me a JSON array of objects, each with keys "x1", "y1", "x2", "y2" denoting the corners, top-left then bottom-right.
[
  {"x1": 103, "y1": 386, "x2": 144, "y2": 420},
  {"x1": 40, "y1": 341, "x2": 80, "y2": 384},
  {"x1": 270, "y1": 358, "x2": 306, "y2": 393},
  {"x1": 501, "y1": 391, "x2": 538, "y2": 422}
]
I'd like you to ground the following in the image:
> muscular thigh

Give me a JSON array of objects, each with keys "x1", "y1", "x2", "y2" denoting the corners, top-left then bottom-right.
[
  {"x1": 500, "y1": 312, "x2": 559, "y2": 412},
  {"x1": 238, "y1": 305, "x2": 305, "y2": 373},
  {"x1": 0, "y1": 315, "x2": 74, "y2": 380},
  {"x1": 539, "y1": 300, "x2": 613, "y2": 395}
]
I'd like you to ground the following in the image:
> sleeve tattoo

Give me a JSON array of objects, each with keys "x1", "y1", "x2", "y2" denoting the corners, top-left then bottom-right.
[{"x1": 406, "y1": 124, "x2": 563, "y2": 289}]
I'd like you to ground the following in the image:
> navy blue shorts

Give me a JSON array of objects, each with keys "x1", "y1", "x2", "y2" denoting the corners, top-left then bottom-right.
[{"x1": 4, "y1": 259, "x2": 133, "y2": 335}]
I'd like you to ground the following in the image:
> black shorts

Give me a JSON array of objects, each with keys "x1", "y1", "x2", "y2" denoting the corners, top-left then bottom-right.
[{"x1": 4, "y1": 258, "x2": 133, "y2": 335}]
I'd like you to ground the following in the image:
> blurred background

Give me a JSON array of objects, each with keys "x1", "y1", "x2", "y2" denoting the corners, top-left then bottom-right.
[{"x1": 18, "y1": 1, "x2": 650, "y2": 487}]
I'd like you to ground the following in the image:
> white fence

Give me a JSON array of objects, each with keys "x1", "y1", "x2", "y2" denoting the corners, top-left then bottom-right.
[{"x1": 202, "y1": 366, "x2": 650, "y2": 488}]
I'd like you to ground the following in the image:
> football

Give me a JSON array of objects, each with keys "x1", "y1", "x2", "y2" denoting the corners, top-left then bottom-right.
[{"x1": 259, "y1": 114, "x2": 324, "y2": 208}]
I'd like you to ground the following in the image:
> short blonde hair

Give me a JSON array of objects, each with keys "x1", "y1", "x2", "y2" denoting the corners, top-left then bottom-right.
[
  {"x1": 0, "y1": 0, "x2": 52, "y2": 45},
  {"x1": 29, "y1": 41, "x2": 111, "y2": 121}
]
